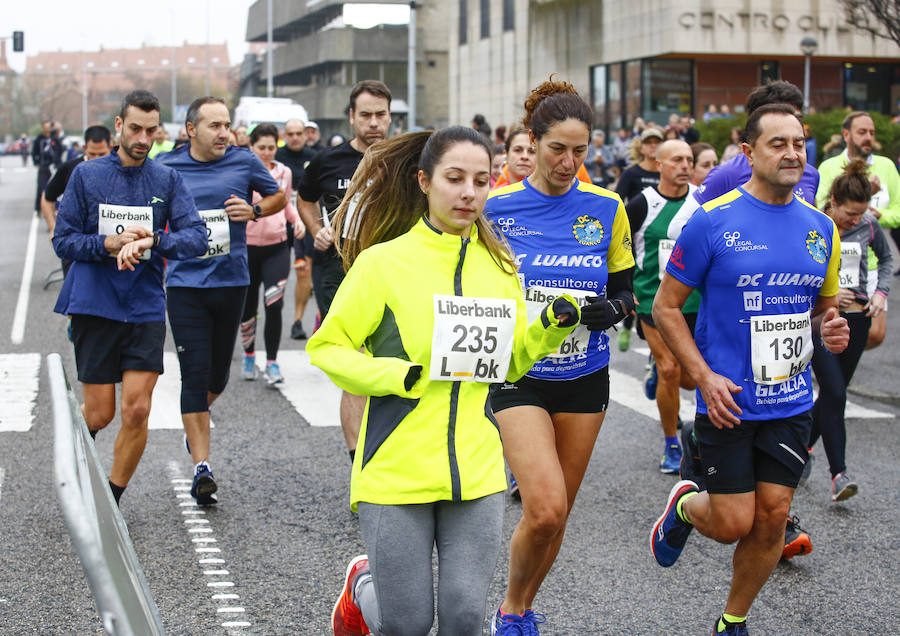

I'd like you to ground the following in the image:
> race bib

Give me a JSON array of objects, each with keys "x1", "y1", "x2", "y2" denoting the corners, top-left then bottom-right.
[
  {"x1": 749, "y1": 312, "x2": 814, "y2": 385},
  {"x1": 98, "y1": 203, "x2": 153, "y2": 261},
  {"x1": 658, "y1": 239, "x2": 676, "y2": 280},
  {"x1": 430, "y1": 295, "x2": 516, "y2": 382},
  {"x1": 198, "y1": 209, "x2": 230, "y2": 259},
  {"x1": 839, "y1": 242, "x2": 861, "y2": 288},
  {"x1": 524, "y1": 286, "x2": 592, "y2": 359}
]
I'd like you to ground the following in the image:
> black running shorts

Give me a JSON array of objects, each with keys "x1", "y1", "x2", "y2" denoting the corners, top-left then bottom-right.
[
  {"x1": 489, "y1": 366, "x2": 610, "y2": 415},
  {"x1": 693, "y1": 410, "x2": 812, "y2": 494},
  {"x1": 71, "y1": 314, "x2": 165, "y2": 384},
  {"x1": 636, "y1": 312, "x2": 697, "y2": 340}
]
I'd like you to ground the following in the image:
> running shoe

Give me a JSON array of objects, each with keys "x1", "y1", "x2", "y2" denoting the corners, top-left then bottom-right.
[
  {"x1": 290, "y1": 320, "x2": 308, "y2": 340},
  {"x1": 509, "y1": 473, "x2": 521, "y2": 500},
  {"x1": 332, "y1": 555, "x2": 371, "y2": 636},
  {"x1": 831, "y1": 471, "x2": 859, "y2": 502},
  {"x1": 679, "y1": 420, "x2": 705, "y2": 488},
  {"x1": 242, "y1": 354, "x2": 257, "y2": 381},
  {"x1": 617, "y1": 327, "x2": 631, "y2": 351},
  {"x1": 644, "y1": 355, "x2": 658, "y2": 400},
  {"x1": 797, "y1": 449, "x2": 814, "y2": 487},
  {"x1": 782, "y1": 514, "x2": 812, "y2": 559},
  {"x1": 190, "y1": 462, "x2": 218, "y2": 506},
  {"x1": 714, "y1": 617, "x2": 749, "y2": 635},
  {"x1": 490, "y1": 608, "x2": 546, "y2": 635},
  {"x1": 265, "y1": 361, "x2": 284, "y2": 386},
  {"x1": 650, "y1": 479, "x2": 698, "y2": 567},
  {"x1": 659, "y1": 443, "x2": 682, "y2": 474}
]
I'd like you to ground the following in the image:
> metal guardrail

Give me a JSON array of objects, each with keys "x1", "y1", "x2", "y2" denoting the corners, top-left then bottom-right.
[{"x1": 48, "y1": 353, "x2": 165, "y2": 636}]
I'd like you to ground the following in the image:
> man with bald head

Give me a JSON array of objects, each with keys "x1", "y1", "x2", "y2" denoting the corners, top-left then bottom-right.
[
  {"x1": 276, "y1": 117, "x2": 317, "y2": 339},
  {"x1": 626, "y1": 139, "x2": 701, "y2": 473}
]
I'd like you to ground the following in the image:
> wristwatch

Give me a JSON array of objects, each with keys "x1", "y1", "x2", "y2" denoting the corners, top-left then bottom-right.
[{"x1": 253, "y1": 204, "x2": 263, "y2": 219}]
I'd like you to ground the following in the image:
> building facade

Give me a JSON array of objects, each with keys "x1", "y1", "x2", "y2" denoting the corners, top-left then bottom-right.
[
  {"x1": 450, "y1": 0, "x2": 900, "y2": 132},
  {"x1": 245, "y1": 0, "x2": 449, "y2": 139}
]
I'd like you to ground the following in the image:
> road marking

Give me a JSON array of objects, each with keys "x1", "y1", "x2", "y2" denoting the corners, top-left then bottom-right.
[
  {"x1": 149, "y1": 352, "x2": 215, "y2": 430},
  {"x1": 211, "y1": 594, "x2": 238, "y2": 600},
  {"x1": 200, "y1": 558, "x2": 225, "y2": 565},
  {"x1": 217, "y1": 607, "x2": 245, "y2": 613},
  {"x1": 221, "y1": 622, "x2": 251, "y2": 628},
  {"x1": 11, "y1": 216, "x2": 38, "y2": 344},
  {"x1": 0, "y1": 353, "x2": 41, "y2": 432},
  {"x1": 204, "y1": 570, "x2": 229, "y2": 575},
  {"x1": 608, "y1": 369, "x2": 696, "y2": 423},
  {"x1": 207, "y1": 581, "x2": 234, "y2": 587},
  {"x1": 257, "y1": 350, "x2": 340, "y2": 427}
]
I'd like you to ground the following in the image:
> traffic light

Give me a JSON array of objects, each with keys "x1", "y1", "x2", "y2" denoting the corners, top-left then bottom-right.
[{"x1": 12, "y1": 31, "x2": 23, "y2": 53}]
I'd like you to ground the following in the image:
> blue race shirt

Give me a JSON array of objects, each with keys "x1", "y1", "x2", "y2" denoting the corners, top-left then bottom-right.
[
  {"x1": 695, "y1": 154, "x2": 819, "y2": 207},
  {"x1": 158, "y1": 144, "x2": 280, "y2": 287},
  {"x1": 667, "y1": 187, "x2": 841, "y2": 420},
  {"x1": 485, "y1": 178, "x2": 634, "y2": 380},
  {"x1": 53, "y1": 152, "x2": 207, "y2": 322}
]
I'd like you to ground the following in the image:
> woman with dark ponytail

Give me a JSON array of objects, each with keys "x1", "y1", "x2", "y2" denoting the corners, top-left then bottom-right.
[
  {"x1": 484, "y1": 79, "x2": 635, "y2": 634},
  {"x1": 807, "y1": 158, "x2": 892, "y2": 502},
  {"x1": 308, "y1": 126, "x2": 580, "y2": 636}
]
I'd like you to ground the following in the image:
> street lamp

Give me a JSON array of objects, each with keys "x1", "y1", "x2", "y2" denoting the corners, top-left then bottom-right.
[{"x1": 801, "y1": 36, "x2": 818, "y2": 113}]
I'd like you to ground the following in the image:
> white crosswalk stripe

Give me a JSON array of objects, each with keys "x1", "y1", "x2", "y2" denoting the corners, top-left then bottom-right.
[
  {"x1": 0, "y1": 353, "x2": 41, "y2": 432},
  {"x1": 255, "y1": 350, "x2": 341, "y2": 427}
]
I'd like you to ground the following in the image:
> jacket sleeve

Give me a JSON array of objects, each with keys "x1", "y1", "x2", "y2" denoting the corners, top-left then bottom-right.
[
  {"x1": 307, "y1": 251, "x2": 423, "y2": 398},
  {"x1": 869, "y1": 217, "x2": 893, "y2": 298},
  {"x1": 51, "y1": 167, "x2": 108, "y2": 262},
  {"x1": 875, "y1": 162, "x2": 900, "y2": 228},
  {"x1": 282, "y1": 166, "x2": 300, "y2": 225},
  {"x1": 156, "y1": 170, "x2": 208, "y2": 260},
  {"x1": 506, "y1": 290, "x2": 579, "y2": 382}
]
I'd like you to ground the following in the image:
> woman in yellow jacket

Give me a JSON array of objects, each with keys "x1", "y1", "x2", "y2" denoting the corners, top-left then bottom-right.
[{"x1": 308, "y1": 126, "x2": 578, "y2": 636}]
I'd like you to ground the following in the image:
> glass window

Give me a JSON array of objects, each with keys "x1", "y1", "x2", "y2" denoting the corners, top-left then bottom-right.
[
  {"x1": 641, "y1": 59, "x2": 692, "y2": 125},
  {"x1": 459, "y1": 0, "x2": 467, "y2": 45},
  {"x1": 608, "y1": 63, "x2": 623, "y2": 132},
  {"x1": 481, "y1": 0, "x2": 490, "y2": 39},
  {"x1": 844, "y1": 63, "x2": 898, "y2": 113},
  {"x1": 503, "y1": 0, "x2": 514, "y2": 31},
  {"x1": 624, "y1": 60, "x2": 642, "y2": 129},
  {"x1": 761, "y1": 61, "x2": 779, "y2": 85},
  {"x1": 591, "y1": 64, "x2": 607, "y2": 131}
]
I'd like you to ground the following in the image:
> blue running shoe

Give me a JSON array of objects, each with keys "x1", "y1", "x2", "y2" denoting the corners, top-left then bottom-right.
[
  {"x1": 491, "y1": 608, "x2": 546, "y2": 635},
  {"x1": 714, "y1": 617, "x2": 749, "y2": 635},
  {"x1": 644, "y1": 355, "x2": 658, "y2": 400},
  {"x1": 650, "y1": 479, "x2": 698, "y2": 567},
  {"x1": 242, "y1": 354, "x2": 257, "y2": 380},
  {"x1": 509, "y1": 473, "x2": 521, "y2": 500},
  {"x1": 659, "y1": 443, "x2": 682, "y2": 474},
  {"x1": 191, "y1": 462, "x2": 218, "y2": 506},
  {"x1": 264, "y1": 361, "x2": 284, "y2": 386}
]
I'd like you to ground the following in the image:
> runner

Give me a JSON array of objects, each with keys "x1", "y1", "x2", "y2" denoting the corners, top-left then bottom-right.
[
  {"x1": 274, "y1": 117, "x2": 317, "y2": 340},
  {"x1": 650, "y1": 104, "x2": 849, "y2": 635},
  {"x1": 807, "y1": 158, "x2": 892, "y2": 500},
  {"x1": 690, "y1": 142, "x2": 718, "y2": 187},
  {"x1": 240, "y1": 123, "x2": 304, "y2": 385},
  {"x1": 626, "y1": 139, "x2": 701, "y2": 473},
  {"x1": 492, "y1": 126, "x2": 590, "y2": 189},
  {"x1": 484, "y1": 79, "x2": 635, "y2": 634},
  {"x1": 307, "y1": 126, "x2": 579, "y2": 636},
  {"x1": 296, "y1": 79, "x2": 392, "y2": 464},
  {"x1": 157, "y1": 96, "x2": 285, "y2": 506},
  {"x1": 52, "y1": 90, "x2": 206, "y2": 505}
]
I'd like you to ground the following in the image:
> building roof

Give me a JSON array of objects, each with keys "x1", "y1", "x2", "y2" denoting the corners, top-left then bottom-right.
[{"x1": 25, "y1": 43, "x2": 231, "y2": 74}]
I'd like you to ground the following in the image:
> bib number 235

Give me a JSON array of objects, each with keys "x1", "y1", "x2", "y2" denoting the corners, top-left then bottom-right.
[{"x1": 430, "y1": 295, "x2": 516, "y2": 382}]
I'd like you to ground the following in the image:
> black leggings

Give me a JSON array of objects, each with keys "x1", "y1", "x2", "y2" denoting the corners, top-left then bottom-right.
[
  {"x1": 241, "y1": 242, "x2": 290, "y2": 359},
  {"x1": 809, "y1": 311, "x2": 870, "y2": 477},
  {"x1": 167, "y1": 286, "x2": 248, "y2": 414}
]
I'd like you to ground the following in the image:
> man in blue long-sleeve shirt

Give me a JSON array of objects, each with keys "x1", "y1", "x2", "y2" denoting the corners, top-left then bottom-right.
[{"x1": 53, "y1": 90, "x2": 207, "y2": 505}]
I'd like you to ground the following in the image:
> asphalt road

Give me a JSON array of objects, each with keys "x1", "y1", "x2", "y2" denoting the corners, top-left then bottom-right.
[{"x1": 0, "y1": 154, "x2": 897, "y2": 635}]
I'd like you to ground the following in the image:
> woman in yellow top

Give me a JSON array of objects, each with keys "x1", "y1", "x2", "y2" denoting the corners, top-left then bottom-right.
[{"x1": 307, "y1": 125, "x2": 579, "y2": 636}]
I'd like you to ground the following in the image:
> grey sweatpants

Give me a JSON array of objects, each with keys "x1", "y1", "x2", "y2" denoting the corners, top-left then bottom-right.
[{"x1": 357, "y1": 493, "x2": 504, "y2": 636}]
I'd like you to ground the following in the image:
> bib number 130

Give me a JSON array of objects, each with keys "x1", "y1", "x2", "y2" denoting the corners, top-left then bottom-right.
[
  {"x1": 749, "y1": 312, "x2": 813, "y2": 385},
  {"x1": 430, "y1": 295, "x2": 516, "y2": 382}
]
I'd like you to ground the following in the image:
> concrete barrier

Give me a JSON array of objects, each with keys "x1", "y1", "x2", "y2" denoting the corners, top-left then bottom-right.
[{"x1": 48, "y1": 353, "x2": 165, "y2": 636}]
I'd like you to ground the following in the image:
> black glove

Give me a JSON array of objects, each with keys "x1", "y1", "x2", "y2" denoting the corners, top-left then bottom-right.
[
  {"x1": 551, "y1": 297, "x2": 579, "y2": 328},
  {"x1": 404, "y1": 365, "x2": 423, "y2": 391},
  {"x1": 580, "y1": 296, "x2": 626, "y2": 331}
]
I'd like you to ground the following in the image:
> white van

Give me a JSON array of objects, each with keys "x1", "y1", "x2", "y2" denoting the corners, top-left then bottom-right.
[{"x1": 234, "y1": 97, "x2": 309, "y2": 130}]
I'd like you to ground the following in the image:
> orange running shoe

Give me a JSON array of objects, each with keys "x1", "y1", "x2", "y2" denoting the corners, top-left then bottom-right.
[
  {"x1": 332, "y1": 555, "x2": 371, "y2": 635},
  {"x1": 782, "y1": 515, "x2": 812, "y2": 559}
]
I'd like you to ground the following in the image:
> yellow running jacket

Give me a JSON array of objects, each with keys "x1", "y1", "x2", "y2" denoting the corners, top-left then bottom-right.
[{"x1": 308, "y1": 217, "x2": 577, "y2": 511}]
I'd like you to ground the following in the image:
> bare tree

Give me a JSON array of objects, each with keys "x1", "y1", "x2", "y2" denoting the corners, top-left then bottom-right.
[{"x1": 839, "y1": 0, "x2": 900, "y2": 48}]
